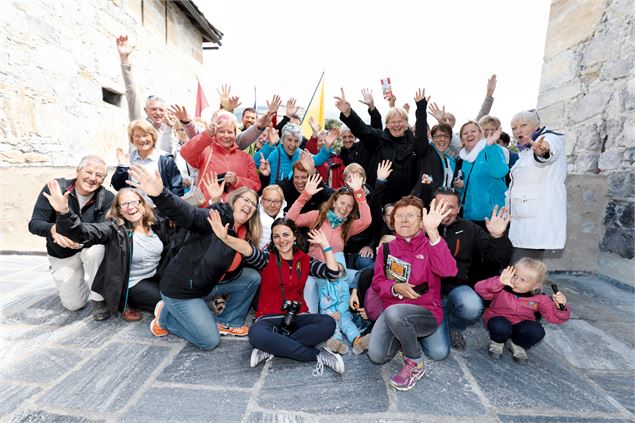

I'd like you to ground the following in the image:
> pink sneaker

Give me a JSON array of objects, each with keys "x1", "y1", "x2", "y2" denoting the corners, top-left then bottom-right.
[{"x1": 389, "y1": 357, "x2": 426, "y2": 391}]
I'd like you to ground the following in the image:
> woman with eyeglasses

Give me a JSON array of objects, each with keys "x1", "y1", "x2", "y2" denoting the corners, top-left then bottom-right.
[
  {"x1": 258, "y1": 185, "x2": 287, "y2": 250},
  {"x1": 120, "y1": 165, "x2": 262, "y2": 349},
  {"x1": 41, "y1": 183, "x2": 171, "y2": 322},
  {"x1": 507, "y1": 110, "x2": 566, "y2": 262},
  {"x1": 367, "y1": 196, "x2": 457, "y2": 391}
]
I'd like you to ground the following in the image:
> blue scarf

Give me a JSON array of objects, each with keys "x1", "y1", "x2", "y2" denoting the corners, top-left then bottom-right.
[{"x1": 326, "y1": 210, "x2": 347, "y2": 228}]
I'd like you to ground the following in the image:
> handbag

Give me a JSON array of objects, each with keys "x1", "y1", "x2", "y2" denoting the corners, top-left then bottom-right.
[{"x1": 181, "y1": 151, "x2": 213, "y2": 207}]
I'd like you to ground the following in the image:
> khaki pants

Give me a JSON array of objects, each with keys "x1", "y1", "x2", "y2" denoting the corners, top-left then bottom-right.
[{"x1": 48, "y1": 245, "x2": 105, "y2": 311}]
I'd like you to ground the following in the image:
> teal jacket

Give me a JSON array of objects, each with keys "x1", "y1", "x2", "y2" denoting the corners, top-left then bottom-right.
[
  {"x1": 254, "y1": 143, "x2": 332, "y2": 184},
  {"x1": 460, "y1": 144, "x2": 508, "y2": 221}
]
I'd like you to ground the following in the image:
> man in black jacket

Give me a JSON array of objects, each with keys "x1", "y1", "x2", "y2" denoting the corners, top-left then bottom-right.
[
  {"x1": 28, "y1": 156, "x2": 115, "y2": 320},
  {"x1": 421, "y1": 188, "x2": 512, "y2": 359}
]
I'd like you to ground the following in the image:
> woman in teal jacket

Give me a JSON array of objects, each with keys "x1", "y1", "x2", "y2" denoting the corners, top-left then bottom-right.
[{"x1": 454, "y1": 121, "x2": 508, "y2": 223}]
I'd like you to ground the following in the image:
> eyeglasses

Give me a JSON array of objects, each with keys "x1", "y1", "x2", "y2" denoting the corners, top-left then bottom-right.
[
  {"x1": 118, "y1": 200, "x2": 141, "y2": 209},
  {"x1": 394, "y1": 212, "x2": 421, "y2": 221},
  {"x1": 432, "y1": 134, "x2": 451, "y2": 140},
  {"x1": 262, "y1": 198, "x2": 282, "y2": 206},
  {"x1": 239, "y1": 196, "x2": 258, "y2": 208},
  {"x1": 337, "y1": 186, "x2": 352, "y2": 193},
  {"x1": 82, "y1": 169, "x2": 106, "y2": 181},
  {"x1": 527, "y1": 108, "x2": 541, "y2": 122}
]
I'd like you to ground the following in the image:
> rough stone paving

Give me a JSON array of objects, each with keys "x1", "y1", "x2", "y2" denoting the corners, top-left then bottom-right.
[{"x1": 1, "y1": 255, "x2": 633, "y2": 423}]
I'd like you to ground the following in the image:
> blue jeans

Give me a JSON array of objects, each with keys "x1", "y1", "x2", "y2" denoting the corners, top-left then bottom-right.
[
  {"x1": 346, "y1": 252, "x2": 375, "y2": 271},
  {"x1": 421, "y1": 285, "x2": 483, "y2": 360},
  {"x1": 160, "y1": 293, "x2": 220, "y2": 350},
  {"x1": 488, "y1": 317, "x2": 545, "y2": 349},
  {"x1": 205, "y1": 267, "x2": 261, "y2": 327}
]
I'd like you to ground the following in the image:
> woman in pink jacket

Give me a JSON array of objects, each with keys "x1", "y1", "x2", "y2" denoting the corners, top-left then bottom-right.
[
  {"x1": 475, "y1": 258, "x2": 570, "y2": 364},
  {"x1": 180, "y1": 111, "x2": 260, "y2": 205},
  {"x1": 368, "y1": 196, "x2": 458, "y2": 391},
  {"x1": 286, "y1": 172, "x2": 371, "y2": 314}
]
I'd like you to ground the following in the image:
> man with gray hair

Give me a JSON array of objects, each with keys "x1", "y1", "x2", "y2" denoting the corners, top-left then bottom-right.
[{"x1": 29, "y1": 156, "x2": 115, "y2": 320}]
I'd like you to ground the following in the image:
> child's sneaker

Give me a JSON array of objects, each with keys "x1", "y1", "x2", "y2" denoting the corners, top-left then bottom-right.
[
  {"x1": 326, "y1": 337, "x2": 349, "y2": 355},
  {"x1": 150, "y1": 301, "x2": 168, "y2": 337},
  {"x1": 217, "y1": 323, "x2": 249, "y2": 337},
  {"x1": 488, "y1": 340, "x2": 504, "y2": 359},
  {"x1": 313, "y1": 347, "x2": 345, "y2": 376},
  {"x1": 508, "y1": 340, "x2": 528, "y2": 364},
  {"x1": 250, "y1": 348, "x2": 273, "y2": 368},
  {"x1": 389, "y1": 357, "x2": 426, "y2": 391},
  {"x1": 352, "y1": 334, "x2": 370, "y2": 355}
]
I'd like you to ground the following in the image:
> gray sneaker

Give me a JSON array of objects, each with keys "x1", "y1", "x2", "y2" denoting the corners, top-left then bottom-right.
[
  {"x1": 313, "y1": 347, "x2": 345, "y2": 376},
  {"x1": 508, "y1": 341, "x2": 528, "y2": 364},
  {"x1": 488, "y1": 341, "x2": 504, "y2": 359},
  {"x1": 450, "y1": 330, "x2": 467, "y2": 351},
  {"x1": 250, "y1": 348, "x2": 273, "y2": 368}
]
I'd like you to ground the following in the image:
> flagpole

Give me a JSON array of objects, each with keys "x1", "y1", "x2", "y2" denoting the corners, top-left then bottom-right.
[{"x1": 301, "y1": 69, "x2": 325, "y2": 125}]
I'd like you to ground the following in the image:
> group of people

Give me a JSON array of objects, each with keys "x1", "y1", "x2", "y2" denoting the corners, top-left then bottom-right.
[{"x1": 27, "y1": 35, "x2": 572, "y2": 392}]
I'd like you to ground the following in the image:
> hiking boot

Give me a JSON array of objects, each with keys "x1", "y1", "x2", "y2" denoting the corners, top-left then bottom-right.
[
  {"x1": 352, "y1": 334, "x2": 370, "y2": 355},
  {"x1": 389, "y1": 357, "x2": 426, "y2": 391},
  {"x1": 313, "y1": 347, "x2": 345, "y2": 376},
  {"x1": 450, "y1": 330, "x2": 467, "y2": 351},
  {"x1": 150, "y1": 301, "x2": 168, "y2": 337},
  {"x1": 217, "y1": 323, "x2": 249, "y2": 337},
  {"x1": 250, "y1": 348, "x2": 273, "y2": 368},
  {"x1": 91, "y1": 300, "x2": 111, "y2": 321},
  {"x1": 488, "y1": 340, "x2": 504, "y2": 359},
  {"x1": 326, "y1": 337, "x2": 349, "y2": 355},
  {"x1": 508, "y1": 340, "x2": 528, "y2": 364},
  {"x1": 121, "y1": 308, "x2": 142, "y2": 322}
]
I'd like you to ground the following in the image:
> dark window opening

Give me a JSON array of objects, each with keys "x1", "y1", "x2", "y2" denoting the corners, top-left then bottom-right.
[{"x1": 102, "y1": 87, "x2": 122, "y2": 107}]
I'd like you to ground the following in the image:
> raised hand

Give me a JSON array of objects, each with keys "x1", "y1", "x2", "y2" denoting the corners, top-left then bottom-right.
[
  {"x1": 126, "y1": 165, "x2": 163, "y2": 196},
  {"x1": 376, "y1": 160, "x2": 393, "y2": 181},
  {"x1": 207, "y1": 209, "x2": 229, "y2": 240},
  {"x1": 307, "y1": 228, "x2": 329, "y2": 249},
  {"x1": 403, "y1": 103, "x2": 411, "y2": 113},
  {"x1": 422, "y1": 198, "x2": 450, "y2": 233},
  {"x1": 485, "y1": 205, "x2": 511, "y2": 238},
  {"x1": 308, "y1": 116, "x2": 320, "y2": 136},
  {"x1": 323, "y1": 127, "x2": 340, "y2": 150},
  {"x1": 334, "y1": 88, "x2": 351, "y2": 117},
  {"x1": 299, "y1": 149, "x2": 315, "y2": 175},
  {"x1": 258, "y1": 153, "x2": 271, "y2": 177},
  {"x1": 116, "y1": 147, "x2": 131, "y2": 166},
  {"x1": 414, "y1": 88, "x2": 428, "y2": 103},
  {"x1": 499, "y1": 265, "x2": 515, "y2": 287},
  {"x1": 486, "y1": 127, "x2": 502, "y2": 145},
  {"x1": 304, "y1": 173, "x2": 324, "y2": 196},
  {"x1": 226, "y1": 95, "x2": 241, "y2": 113},
  {"x1": 42, "y1": 179, "x2": 70, "y2": 214},
  {"x1": 217, "y1": 84, "x2": 231, "y2": 109},
  {"x1": 202, "y1": 171, "x2": 226, "y2": 203},
  {"x1": 347, "y1": 172, "x2": 363, "y2": 191},
  {"x1": 428, "y1": 102, "x2": 446, "y2": 123},
  {"x1": 116, "y1": 35, "x2": 135, "y2": 64},
  {"x1": 165, "y1": 112, "x2": 177, "y2": 128},
  {"x1": 168, "y1": 104, "x2": 190, "y2": 122},
  {"x1": 206, "y1": 121, "x2": 218, "y2": 138},
  {"x1": 285, "y1": 97, "x2": 298, "y2": 117},
  {"x1": 266, "y1": 94, "x2": 282, "y2": 115},
  {"x1": 387, "y1": 93, "x2": 396, "y2": 108},
  {"x1": 529, "y1": 135, "x2": 550, "y2": 156},
  {"x1": 359, "y1": 88, "x2": 375, "y2": 110},
  {"x1": 486, "y1": 74, "x2": 497, "y2": 97}
]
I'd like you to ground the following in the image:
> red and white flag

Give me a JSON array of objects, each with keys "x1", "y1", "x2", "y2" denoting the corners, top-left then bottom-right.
[{"x1": 195, "y1": 78, "x2": 209, "y2": 117}]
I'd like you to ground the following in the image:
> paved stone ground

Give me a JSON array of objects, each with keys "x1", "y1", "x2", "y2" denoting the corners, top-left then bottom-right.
[{"x1": 1, "y1": 254, "x2": 634, "y2": 423}]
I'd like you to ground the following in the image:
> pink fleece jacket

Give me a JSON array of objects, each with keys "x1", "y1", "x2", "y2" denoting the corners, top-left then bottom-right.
[{"x1": 475, "y1": 276, "x2": 571, "y2": 327}]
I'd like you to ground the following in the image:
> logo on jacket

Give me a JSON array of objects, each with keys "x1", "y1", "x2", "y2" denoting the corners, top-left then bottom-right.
[{"x1": 521, "y1": 300, "x2": 539, "y2": 310}]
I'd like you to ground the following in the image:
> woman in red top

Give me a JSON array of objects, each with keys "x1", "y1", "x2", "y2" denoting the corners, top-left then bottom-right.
[{"x1": 207, "y1": 216, "x2": 346, "y2": 376}]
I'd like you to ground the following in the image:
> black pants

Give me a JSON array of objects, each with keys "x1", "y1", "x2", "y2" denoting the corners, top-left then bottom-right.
[
  {"x1": 487, "y1": 316, "x2": 545, "y2": 349},
  {"x1": 128, "y1": 278, "x2": 161, "y2": 313},
  {"x1": 248, "y1": 314, "x2": 335, "y2": 362}
]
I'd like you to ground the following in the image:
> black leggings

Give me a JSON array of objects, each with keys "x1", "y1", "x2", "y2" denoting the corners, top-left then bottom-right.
[
  {"x1": 127, "y1": 278, "x2": 161, "y2": 313},
  {"x1": 487, "y1": 316, "x2": 545, "y2": 349}
]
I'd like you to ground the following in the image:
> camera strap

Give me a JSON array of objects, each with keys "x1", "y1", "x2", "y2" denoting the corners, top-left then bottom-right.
[{"x1": 276, "y1": 254, "x2": 303, "y2": 303}]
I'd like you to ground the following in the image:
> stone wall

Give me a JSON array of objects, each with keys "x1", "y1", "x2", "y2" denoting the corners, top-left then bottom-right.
[
  {"x1": 0, "y1": 0, "x2": 209, "y2": 252},
  {"x1": 538, "y1": 0, "x2": 634, "y2": 283}
]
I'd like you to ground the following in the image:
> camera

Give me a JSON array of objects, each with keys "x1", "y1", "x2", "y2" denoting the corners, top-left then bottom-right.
[{"x1": 280, "y1": 300, "x2": 302, "y2": 335}]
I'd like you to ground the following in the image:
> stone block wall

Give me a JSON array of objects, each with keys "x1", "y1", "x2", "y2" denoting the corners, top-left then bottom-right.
[
  {"x1": 538, "y1": 0, "x2": 634, "y2": 283},
  {"x1": 0, "y1": 0, "x2": 210, "y2": 252}
]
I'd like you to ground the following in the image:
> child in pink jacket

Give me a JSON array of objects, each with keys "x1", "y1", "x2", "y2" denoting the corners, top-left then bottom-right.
[{"x1": 475, "y1": 258, "x2": 570, "y2": 364}]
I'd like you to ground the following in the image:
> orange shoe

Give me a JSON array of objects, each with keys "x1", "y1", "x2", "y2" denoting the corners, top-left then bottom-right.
[
  {"x1": 150, "y1": 301, "x2": 168, "y2": 337},
  {"x1": 217, "y1": 323, "x2": 249, "y2": 337}
]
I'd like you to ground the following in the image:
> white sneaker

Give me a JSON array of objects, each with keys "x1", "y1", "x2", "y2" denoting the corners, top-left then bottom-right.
[
  {"x1": 508, "y1": 340, "x2": 528, "y2": 364},
  {"x1": 250, "y1": 348, "x2": 273, "y2": 368},
  {"x1": 488, "y1": 341, "x2": 504, "y2": 359},
  {"x1": 313, "y1": 347, "x2": 345, "y2": 376}
]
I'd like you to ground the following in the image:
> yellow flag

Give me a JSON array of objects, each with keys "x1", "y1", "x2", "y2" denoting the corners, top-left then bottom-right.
[{"x1": 300, "y1": 75, "x2": 325, "y2": 140}]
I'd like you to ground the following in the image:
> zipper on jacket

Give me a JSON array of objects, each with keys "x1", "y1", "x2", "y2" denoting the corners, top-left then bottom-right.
[{"x1": 122, "y1": 229, "x2": 133, "y2": 313}]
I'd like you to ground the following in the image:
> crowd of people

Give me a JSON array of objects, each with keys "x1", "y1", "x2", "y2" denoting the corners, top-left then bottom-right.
[{"x1": 27, "y1": 35, "x2": 571, "y2": 392}]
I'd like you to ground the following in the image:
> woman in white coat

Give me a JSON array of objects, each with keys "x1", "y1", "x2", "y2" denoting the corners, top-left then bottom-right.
[{"x1": 507, "y1": 110, "x2": 566, "y2": 262}]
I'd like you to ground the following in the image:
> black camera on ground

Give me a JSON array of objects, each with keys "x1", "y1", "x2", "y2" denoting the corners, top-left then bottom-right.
[{"x1": 280, "y1": 300, "x2": 302, "y2": 335}]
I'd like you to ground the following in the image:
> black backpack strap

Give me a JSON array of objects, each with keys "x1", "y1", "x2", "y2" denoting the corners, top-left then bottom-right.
[
  {"x1": 452, "y1": 158, "x2": 463, "y2": 182},
  {"x1": 93, "y1": 188, "x2": 107, "y2": 221},
  {"x1": 382, "y1": 242, "x2": 390, "y2": 276}
]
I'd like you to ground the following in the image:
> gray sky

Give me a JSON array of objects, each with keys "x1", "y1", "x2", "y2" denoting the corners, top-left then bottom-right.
[{"x1": 199, "y1": 0, "x2": 551, "y2": 133}]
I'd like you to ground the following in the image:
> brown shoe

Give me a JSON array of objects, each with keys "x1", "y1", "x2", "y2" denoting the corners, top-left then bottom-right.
[{"x1": 121, "y1": 308, "x2": 142, "y2": 322}]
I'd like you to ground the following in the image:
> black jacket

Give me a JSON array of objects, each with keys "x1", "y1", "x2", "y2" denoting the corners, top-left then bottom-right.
[
  {"x1": 28, "y1": 179, "x2": 115, "y2": 258},
  {"x1": 151, "y1": 188, "x2": 252, "y2": 299},
  {"x1": 340, "y1": 107, "x2": 382, "y2": 170},
  {"x1": 55, "y1": 211, "x2": 171, "y2": 313},
  {"x1": 440, "y1": 217, "x2": 513, "y2": 296},
  {"x1": 111, "y1": 154, "x2": 184, "y2": 197},
  {"x1": 345, "y1": 181, "x2": 387, "y2": 255}
]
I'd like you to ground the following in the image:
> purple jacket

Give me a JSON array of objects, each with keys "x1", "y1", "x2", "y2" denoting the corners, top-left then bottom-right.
[
  {"x1": 475, "y1": 276, "x2": 571, "y2": 327},
  {"x1": 372, "y1": 231, "x2": 458, "y2": 325}
]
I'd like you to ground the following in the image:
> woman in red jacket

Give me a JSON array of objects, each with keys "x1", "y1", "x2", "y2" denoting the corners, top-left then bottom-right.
[{"x1": 207, "y1": 215, "x2": 346, "y2": 376}]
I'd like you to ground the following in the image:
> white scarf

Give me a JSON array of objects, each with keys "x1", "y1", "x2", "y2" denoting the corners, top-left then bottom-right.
[{"x1": 459, "y1": 139, "x2": 487, "y2": 163}]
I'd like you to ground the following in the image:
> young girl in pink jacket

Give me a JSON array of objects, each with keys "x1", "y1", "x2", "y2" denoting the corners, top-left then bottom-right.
[{"x1": 475, "y1": 258, "x2": 570, "y2": 364}]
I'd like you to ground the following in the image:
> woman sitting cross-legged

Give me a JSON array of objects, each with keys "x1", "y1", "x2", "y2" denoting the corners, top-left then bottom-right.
[
  {"x1": 42, "y1": 182, "x2": 170, "y2": 321},
  {"x1": 207, "y1": 215, "x2": 345, "y2": 376},
  {"x1": 368, "y1": 196, "x2": 458, "y2": 391},
  {"x1": 126, "y1": 165, "x2": 262, "y2": 349}
]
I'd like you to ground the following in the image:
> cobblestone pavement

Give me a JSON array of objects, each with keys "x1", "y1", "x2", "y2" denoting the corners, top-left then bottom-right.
[{"x1": 1, "y1": 255, "x2": 633, "y2": 423}]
